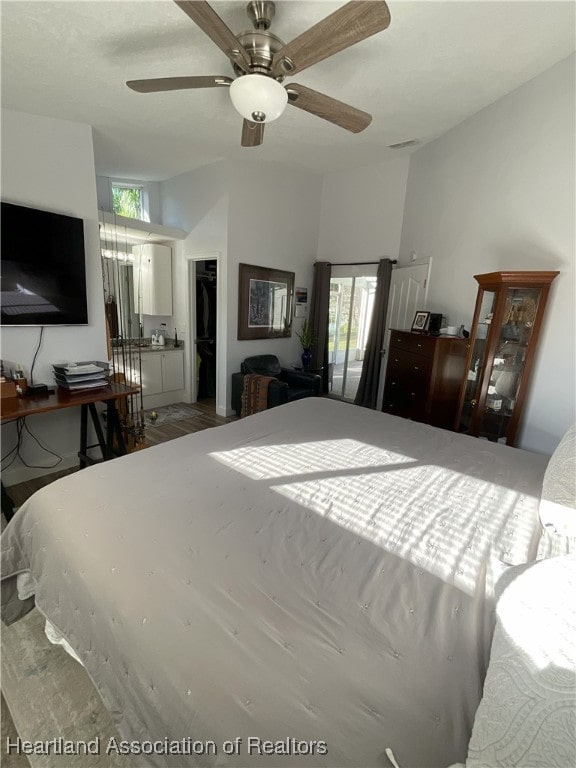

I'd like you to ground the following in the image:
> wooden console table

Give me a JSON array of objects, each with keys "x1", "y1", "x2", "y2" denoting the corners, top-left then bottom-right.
[{"x1": 1, "y1": 383, "x2": 139, "y2": 521}]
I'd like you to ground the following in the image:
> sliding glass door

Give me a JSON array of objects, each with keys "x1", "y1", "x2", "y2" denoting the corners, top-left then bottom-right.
[{"x1": 328, "y1": 266, "x2": 378, "y2": 401}]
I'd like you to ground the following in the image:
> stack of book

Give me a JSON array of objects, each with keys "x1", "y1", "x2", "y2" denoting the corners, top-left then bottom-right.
[{"x1": 53, "y1": 361, "x2": 110, "y2": 391}]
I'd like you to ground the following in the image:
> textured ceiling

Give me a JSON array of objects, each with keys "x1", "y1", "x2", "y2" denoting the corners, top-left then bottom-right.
[{"x1": 1, "y1": 1, "x2": 574, "y2": 180}]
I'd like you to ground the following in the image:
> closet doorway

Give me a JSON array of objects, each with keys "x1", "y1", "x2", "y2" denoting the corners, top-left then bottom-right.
[{"x1": 190, "y1": 259, "x2": 218, "y2": 410}]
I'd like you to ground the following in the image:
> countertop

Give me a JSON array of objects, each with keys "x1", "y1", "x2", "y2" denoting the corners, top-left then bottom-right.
[{"x1": 112, "y1": 343, "x2": 184, "y2": 354}]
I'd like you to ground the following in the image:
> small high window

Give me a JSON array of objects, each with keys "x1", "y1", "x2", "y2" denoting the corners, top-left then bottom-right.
[{"x1": 110, "y1": 181, "x2": 149, "y2": 222}]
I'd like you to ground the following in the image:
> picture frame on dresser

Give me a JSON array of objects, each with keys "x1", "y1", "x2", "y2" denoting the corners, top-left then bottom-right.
[{"x1": 411, "y1": 310, "x2": 430, "y2": 332}]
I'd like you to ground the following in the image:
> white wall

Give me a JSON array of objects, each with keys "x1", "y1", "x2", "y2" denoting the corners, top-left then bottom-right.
[
  {"x1": 1, "y1": 109, "x2": 107, "y2": 484},
  {"x1": 399, "y1": 55, "x2": 575, "y2": 454},
  {"x1": 317, "y1": 156, "x2": 410, "y2": 262},
  {"x1": 161, "y1": 162, "x2": 230, "y2": 414},
  {"x1": 226, "y1": 161, "x2": 323, "y2": 377},
  {"x1": 161, "y1": 161, "x2": 322, "y2": 415}
]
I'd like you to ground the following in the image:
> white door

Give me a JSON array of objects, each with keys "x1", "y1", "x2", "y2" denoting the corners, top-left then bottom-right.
[{"x1": 376, "y1": 262, "x2": 431, "y2": 407}]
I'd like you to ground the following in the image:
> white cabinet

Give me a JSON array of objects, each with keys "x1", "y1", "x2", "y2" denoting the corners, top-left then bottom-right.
[
  {"x1": 140, "y1": 354, "x2": 163, "y2": 395},
  {"x1": 113, "y1": 349, "x2": 184, "y2": 406},
  {"x1": 161, "y1": 350, "x2": 185, "y2": 392},
  {"x1": 132, "y1": 244, "x2": 173, "y2": 316}
]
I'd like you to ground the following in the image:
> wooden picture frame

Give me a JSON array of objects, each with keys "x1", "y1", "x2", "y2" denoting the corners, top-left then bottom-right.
[
  {"x1": 411, "y1": 310, "x2": 430, "y2": 333},
  {"x1": 238, "y1": 263, "x2": 294, "y2": 340}
]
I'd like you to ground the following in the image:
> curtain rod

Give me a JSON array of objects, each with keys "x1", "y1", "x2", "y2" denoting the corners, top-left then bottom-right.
[{"x1": 317, "y1": 259, "x2": 397, "y2": 266}]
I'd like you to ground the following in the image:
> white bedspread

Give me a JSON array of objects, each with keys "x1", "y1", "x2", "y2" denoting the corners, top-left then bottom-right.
[{"x1": 1, "y1": 399, "x2": 548, "y2": 767}]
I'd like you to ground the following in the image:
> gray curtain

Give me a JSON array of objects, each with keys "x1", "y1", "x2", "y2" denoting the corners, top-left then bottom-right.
[
  {"x1": 308, "y1": 262, "x2": 332, "y2": 394},
  {"x1": 354, "y1": 258, "x2": 393, "y2": 409}
]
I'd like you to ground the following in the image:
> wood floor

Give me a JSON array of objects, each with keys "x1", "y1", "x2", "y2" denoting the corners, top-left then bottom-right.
[
  {"x1": 144, "y1": 399, "x2": 235, "y2": 447},
  {"x1": 5, "y1": 399, "x2": 236, "y2": 509}
]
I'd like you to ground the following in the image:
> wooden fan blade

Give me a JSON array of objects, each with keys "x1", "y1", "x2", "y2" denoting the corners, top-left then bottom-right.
[
  {"x1": 287, "y1": 83, "x2": 371, "y2": 133},
  {"x1": 272, "y1": 1, "x2": 390, "y2": 77},
  {"x1": 174, "y1": 1, "x2": 251, "y2": 72},
  {"x1": 241, "y1": 120, "x2": 265, "y2": 147},
  {"x1": 127, "y1": 76, "x2": 232, "y2": 93}
]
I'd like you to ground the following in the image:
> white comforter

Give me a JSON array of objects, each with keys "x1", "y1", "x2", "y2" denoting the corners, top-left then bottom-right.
[{"x1": 1, "y1": 399, "x2": 548, "y2": 767}]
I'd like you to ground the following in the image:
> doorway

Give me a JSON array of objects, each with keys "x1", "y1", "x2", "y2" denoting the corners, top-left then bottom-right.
[
  {"x1": 193, "y1": 259, "x2": 217, "y2": 406},
  {"x1": 187, "y1": 253, "x2": 227, "y2": 416},
  {"x1": 328, "y1": 265, "x2": 378, "y2": 402}
]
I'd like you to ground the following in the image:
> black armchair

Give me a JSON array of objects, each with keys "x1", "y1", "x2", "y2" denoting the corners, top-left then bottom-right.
[{"x1": 231, "y1": 355, "x2": 321, "y2": 417}]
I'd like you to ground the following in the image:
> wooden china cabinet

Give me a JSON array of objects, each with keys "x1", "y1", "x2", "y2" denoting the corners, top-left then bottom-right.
[{"x1": 455, "y1": 270, "x2": 559, "y2": 447}]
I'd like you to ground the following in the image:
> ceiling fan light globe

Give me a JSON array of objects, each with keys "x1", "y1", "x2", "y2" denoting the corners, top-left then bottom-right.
[{"x1": 229, "y1": 74, "x2": 287, "y2": 123}]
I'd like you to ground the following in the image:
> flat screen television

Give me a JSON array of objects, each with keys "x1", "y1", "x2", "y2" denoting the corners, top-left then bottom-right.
[{"x1": 1, "y1": 201, "x2": 88, "y2": 326}]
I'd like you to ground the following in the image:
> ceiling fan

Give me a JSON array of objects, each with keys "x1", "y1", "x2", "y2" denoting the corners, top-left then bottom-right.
[{"x1": 126, "y1": 0, "x2": 391, "y2": 147}]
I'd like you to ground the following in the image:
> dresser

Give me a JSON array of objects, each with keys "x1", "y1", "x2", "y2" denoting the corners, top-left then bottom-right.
[{"x1": 382, "y1": 330, "x2": 468, "y2": 429}]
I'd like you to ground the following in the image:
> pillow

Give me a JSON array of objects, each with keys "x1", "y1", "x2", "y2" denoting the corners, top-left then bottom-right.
[
  {"x1": 537, "y1": 424, "x2": 576, "y2": 557},
  {"x1": 466, "y1": 554, "x2": 576, "y2": 767}
]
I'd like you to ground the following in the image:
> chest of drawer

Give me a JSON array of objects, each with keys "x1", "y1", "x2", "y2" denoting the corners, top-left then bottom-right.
[
  {"x1": 389, "y1": 331, "x2": 436, "y2": 357},
  {"x1": 386, "y1": 348, "x2": 432, "y2": 383},
  {"x1": 383, "y1": 380, "x2": 427, "y2": 418},
  {"x1": 383, "y1": 331, "x2": 467, "y2": 430}
]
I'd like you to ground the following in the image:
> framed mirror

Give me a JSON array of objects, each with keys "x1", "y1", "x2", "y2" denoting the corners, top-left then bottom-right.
[{"x1": 103, "y1": 258, "x2": 139, "y2": 344}]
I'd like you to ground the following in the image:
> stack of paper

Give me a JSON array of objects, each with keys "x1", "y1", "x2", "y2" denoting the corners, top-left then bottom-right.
[{"x1": 53, "y1": 361, "x2": 110, "y2": 391}]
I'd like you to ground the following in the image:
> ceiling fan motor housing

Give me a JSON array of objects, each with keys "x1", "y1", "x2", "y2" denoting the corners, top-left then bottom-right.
[
  {"x1": 233, "y1": 30, "x2": 286, "y2": 77},
  {"x1": 247, "y1": 1, "x2": 276, "y2": 30},
  {"x1": 232, "y1": 1, "x2": 289, "y2": 78}
]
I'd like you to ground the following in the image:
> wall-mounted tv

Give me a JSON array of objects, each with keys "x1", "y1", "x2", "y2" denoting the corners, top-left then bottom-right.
[{"x1": 1, "y1": 201, "x2": 88, "y2": 326}]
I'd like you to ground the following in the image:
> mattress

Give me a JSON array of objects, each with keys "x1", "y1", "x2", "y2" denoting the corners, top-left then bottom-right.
[{"x1": 1, "y1": 398, "x2": 548, "y2": 767}]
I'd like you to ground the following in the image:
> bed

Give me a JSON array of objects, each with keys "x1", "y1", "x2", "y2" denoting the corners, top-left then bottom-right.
[{"x1": 0, "y1": 398, "x2": 569, "y2": 767}]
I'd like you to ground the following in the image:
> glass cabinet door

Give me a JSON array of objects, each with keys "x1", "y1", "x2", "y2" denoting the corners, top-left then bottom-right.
[
  {"x1": 456, "y1": 270, "x2": 558, "y2": 447},
  {"x1": 488, "y1": 288, "x2": 539, "y2": 403},
  {"x1": 458, "y1": 289, "x2": 496, "y2": 436},
  {"x1": 478, "y1": 287, "x2": 541, "y2": 442}
]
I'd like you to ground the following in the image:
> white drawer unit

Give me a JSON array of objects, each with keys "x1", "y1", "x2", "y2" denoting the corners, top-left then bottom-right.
[{"x1": 132, "y1": 243, "x2": 173, "y2": 316}]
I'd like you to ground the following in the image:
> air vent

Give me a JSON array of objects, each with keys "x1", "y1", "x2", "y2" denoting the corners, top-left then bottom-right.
[{"x1": 389, "y1": 139, "x2": 420, "y2": 150}]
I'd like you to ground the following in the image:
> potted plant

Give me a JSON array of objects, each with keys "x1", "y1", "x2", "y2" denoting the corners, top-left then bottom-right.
[{"x1": 296, "y1": 320, "x2": 317, "y2": 371}]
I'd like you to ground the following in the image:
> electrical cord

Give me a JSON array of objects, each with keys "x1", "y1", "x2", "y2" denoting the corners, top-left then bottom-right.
[
  {"x1": 29, "y1": 326, "x2": 45, "y2": 385},
  {"x1": 1, "y1": 416, "x2": 62, "y2": 470},
  {"x1": 21, "y1": 420, "x2": 63, "y2": 468},
  {"x1": 2, "y1": 326, "x2": 61, "y2": 472},
  {"x1": 1, "y1": 419, "x2": 25, "y2": 470}
]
